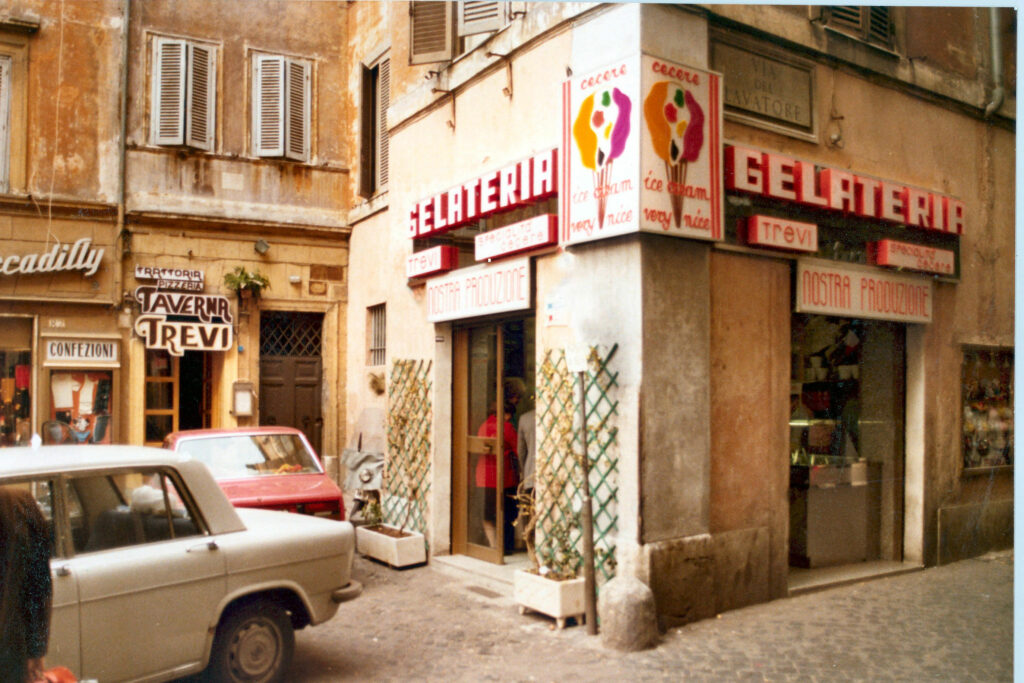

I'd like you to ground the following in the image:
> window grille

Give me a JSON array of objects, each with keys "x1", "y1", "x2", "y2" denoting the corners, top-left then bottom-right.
[
  {"x1": 368, "y1": 304, "x2": 386, "y2": 366},
  {"x1": 259, "y1": 312, "x2": 322, "y2": 357}
]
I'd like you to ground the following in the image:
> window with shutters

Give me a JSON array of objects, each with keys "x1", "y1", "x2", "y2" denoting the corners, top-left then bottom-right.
[
  {"x1": 0, "y1": 35, "x2": 27, "y2": 194},
  {"x1": 150, "y1": 36, "x2": 217, "y2": 151},
  {"x1": 367, "y1": 304, "x2": 386, "y2": 367},
  {"x1": 358, "y1": 56, "x2": 389, "y2": 198},
  {"x1": 823, "y1": 6, "x2": 894, "y2": 49},
  {"x1": 410, "y1": 1, "x2": 512, "y2": 65},
  {"x1": 252, "y1": 54, "x2": 311, "y2": 162}
]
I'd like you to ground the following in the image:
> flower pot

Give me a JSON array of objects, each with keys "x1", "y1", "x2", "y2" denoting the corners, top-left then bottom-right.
[
  {"x1": 355, "y1": 523, "x2": 426, "y2": 568},
  {"x1": 513, "y1": 569, "x2": 586, "y2": 629}
]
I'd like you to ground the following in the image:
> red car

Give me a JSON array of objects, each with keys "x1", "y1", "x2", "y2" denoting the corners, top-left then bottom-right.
[{"x1": 163, "y1": 426, "x2": 346, "y2": 520}]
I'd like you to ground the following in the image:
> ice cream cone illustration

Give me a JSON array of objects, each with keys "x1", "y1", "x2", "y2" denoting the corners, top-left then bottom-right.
[
  {"x1": 573, "y1": 87, "x2": 632, "y2": 228},
  {"x1": 644, "y1": 81, "x2": 704, "y2": 228}
]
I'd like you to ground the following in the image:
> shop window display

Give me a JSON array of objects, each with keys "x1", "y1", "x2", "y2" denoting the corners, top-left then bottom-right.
[
  {"x1": 961, "y1": 349, "x2": 1013, "y2": 469},
  {"x1": 45, "y1": 371, "x2": 113, "y2": 444},
  {"x1": 0, "y1": 350, "x2": 32, "y2": 447}
]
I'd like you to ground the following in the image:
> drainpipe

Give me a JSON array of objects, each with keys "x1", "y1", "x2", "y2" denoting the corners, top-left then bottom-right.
[
  {"x1": 115, "y1": 0, "x2": 130, "y2": 302},
  {"x1": 984, "y1": 7, "x2": 1004, "y2": 118}
]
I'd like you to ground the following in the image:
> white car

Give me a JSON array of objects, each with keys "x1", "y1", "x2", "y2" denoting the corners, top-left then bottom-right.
[{"x1": 0, "y1": 445, "x2": 361, "y2": 683}]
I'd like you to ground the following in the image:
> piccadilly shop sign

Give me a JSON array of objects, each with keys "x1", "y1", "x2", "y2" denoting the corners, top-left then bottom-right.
[
  {"x1": 796, "y1": 259, "x2": 932, "y2": 324},
  {"x1": 562, "y1": 54, "x2": 724, "y2": 245},
  {"x1": 0, "y1": 238, "x2": 104, "y2": 277},
  {"x1": 133, "y1": 286, "x2": 233, "y2": 356}
]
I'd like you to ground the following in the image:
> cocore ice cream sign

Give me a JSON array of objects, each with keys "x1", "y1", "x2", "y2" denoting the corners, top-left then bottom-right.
[{"x1": 562, "y1": 54, "x2": 723, "y2": 246}]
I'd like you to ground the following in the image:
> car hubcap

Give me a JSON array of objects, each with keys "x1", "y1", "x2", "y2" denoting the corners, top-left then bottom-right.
[{"x1": 230, "y1": 618, "x2": 281, "y2": 680}]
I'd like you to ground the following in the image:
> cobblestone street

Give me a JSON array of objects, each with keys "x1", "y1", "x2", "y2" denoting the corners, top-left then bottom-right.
[{"x1": 288, "y1": 550, "x2": 1013, "y2": 682}]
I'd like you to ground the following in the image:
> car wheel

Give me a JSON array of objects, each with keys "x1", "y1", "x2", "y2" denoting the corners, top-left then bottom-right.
[{"x1": 208, "y1": 601, "x2": 295, "y2": 683}]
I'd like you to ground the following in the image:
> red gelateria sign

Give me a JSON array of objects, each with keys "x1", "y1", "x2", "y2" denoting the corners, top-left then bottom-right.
[
  {"x1": 868, "y1": 239, "x2": 955, "y2": 276},
  {"x1": 796, "y1": 259, "x2": 932, "y2": 323},
  {"x1": 726, "y1": 145, "x2": 965, "y2": 234},
  {"x1": 562, "y1": 54, "x2": 723, "y2": 245}
]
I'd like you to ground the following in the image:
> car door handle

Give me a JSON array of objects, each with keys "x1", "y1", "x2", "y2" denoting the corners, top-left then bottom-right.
[
  {"x1": 55, "y1": 565, "x2": 71, "y2": 577},
  {"x1": 187, "y1": 540, "x2": 219, "y2": 553}
]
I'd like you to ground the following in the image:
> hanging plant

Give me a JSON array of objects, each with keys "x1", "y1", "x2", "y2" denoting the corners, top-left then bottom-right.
[{"x1": 223, "y1": 266, "x2": 270, "y2": 300}]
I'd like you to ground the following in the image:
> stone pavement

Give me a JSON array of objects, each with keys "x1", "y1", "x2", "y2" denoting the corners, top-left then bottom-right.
[{"x1": 288, "y1": 550, "x2": 1013, "y2": 682}]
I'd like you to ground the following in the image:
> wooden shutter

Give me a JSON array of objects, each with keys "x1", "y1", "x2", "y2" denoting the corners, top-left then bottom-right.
[
  {"x1": 375, "y1": 58, "x2": 390, "y2": 188},
  {"x1": 0, "y1": 56, "x2": 10, "y2": 191},
  {"x1": 152, "y1": 37, "x2": 186, "y2": 145},
  {"x1": 458, "y1": 1, "x2": 506, "y2": 36},
  {"x1": 866, "y1": 7, "x2": 893, "y2": 46},
  {"x1": 254, "y1": 55, "x2": 284, "y2": 157},
  {"x1": 828, "y1": 6, "x2": 864, "y2": 33},
  {"x1": 284, "y1": 59, "x2": 310, "y2": 161},
  {"x1": 410, "y1": 1, "x2": 453, "y2": 65},
  {"x1": 185, "y1": 43, "x2": 215, "y2": 151}
]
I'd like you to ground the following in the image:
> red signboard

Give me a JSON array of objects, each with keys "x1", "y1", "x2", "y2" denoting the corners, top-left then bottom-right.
[
  {"x1": 409, "y1": 149, "x2": 558, "y2": 239},
  {"x1": 407, "y1": 245, "x2": 459, "y2": 279},
  {"x1": 475, "y1": 215, "x2": 558, "y2": 261},
  {"x1": 745, "y1": 215, "x2": 818, "y2": 252},
  {"x1": 725, "y1": 145, "x2": 965, "y2": 234},
  {"x1": 868, "y1": 239, "x2": 955, "y2": 276}
]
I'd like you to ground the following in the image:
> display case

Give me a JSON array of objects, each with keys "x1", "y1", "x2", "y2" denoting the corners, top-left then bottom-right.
[{"x1": 961, "y1": 348, "x2": 1013, "y2": 471}]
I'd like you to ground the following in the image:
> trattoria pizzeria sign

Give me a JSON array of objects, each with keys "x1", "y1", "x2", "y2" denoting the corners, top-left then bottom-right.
[
  {"x1": 796, "y1": 259, "x2": 932, "y2": 323},
  {"x1": 133, "y1": 286, "x2": 233, "y2": 356}
]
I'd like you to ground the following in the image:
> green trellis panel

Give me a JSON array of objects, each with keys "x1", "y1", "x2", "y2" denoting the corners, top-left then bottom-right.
[
  {"x1": 534, "y1": 344, "x2": 620, "y2": 585},
  {"x1": 384, "y1": 359, "x2": 432, "y2": 536}
]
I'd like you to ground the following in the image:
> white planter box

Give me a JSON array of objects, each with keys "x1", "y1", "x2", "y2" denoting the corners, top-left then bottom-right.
[
  {"x1": 513, "y1": 569, "x2": 586, "y2": 629},
  {"x1": 356, "y1": 524, "x2": 427, "y2": 568}
]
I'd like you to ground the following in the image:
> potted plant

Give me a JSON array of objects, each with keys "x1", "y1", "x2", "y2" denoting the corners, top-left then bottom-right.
[
  {"x1": 355, "y1": 409, "x2": 428, "y2": 568},
  {"x1": 512, "y1": 486, "x2": 586, "y2": 629},
  {"x1": 223, "y1": 266, "x2": 270, "y2": 301}
]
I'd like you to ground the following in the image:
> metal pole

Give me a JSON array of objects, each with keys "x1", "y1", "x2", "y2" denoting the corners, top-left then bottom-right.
[{"x1": 578, "y1": 370, "x2": 598, "y2": 635}]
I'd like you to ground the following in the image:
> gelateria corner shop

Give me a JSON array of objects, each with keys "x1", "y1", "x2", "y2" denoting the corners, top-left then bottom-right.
[{"x1": 400, "y1": 52, "x2": 1007, "y2": 599}]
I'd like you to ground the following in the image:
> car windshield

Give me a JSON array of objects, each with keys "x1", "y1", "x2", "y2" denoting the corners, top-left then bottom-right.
[{"x1": 176, "y1": 434, "x2": 322, "y2": 479}]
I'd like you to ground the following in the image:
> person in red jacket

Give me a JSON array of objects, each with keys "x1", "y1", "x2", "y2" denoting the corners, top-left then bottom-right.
[{"x1": 475, "y1": 402, "x2": 518, "y2": 549}]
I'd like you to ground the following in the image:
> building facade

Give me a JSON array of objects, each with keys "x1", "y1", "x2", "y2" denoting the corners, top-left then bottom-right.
[
  {"x1": 345, "y1": 3, "x2": 1015, "y2": 624},
  {"x1": 0, "y1": 0, "x2": 353, "y2": 458}
]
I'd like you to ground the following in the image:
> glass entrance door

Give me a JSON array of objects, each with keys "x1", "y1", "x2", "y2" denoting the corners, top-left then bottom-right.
[{"x1": 452, "y1": 319, "x2": 533, "y2": 563}]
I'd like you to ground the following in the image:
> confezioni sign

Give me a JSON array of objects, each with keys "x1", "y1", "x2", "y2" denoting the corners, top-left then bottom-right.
[
  {"x1": 409, "y1": 149, "x2": 558, "y2": 239},
  {"x1": 562, "y1": 54, "x2": 723, "y2": 245},
  {"x1": 868, "y1": 239, "x2": 955, "y2": 276},
  {"x1": 475, "y1": 215, "x2": 558, "y2": 262},
  {"x1": 0, "y1": 238, "x2": 104, "y2": 277},
  {"x1": 133, "y1": 286, "x2": 233, "y2": 356},
  {"x1": 725, "y1": 145, "x2": 965, "y2": 234},
  {"x1": 44, "y1": 338, "x2": 119, "y2": 366},
  {"x1": 796, "y1": 259, "x2": 932, "y2": 324},
  {"x1": 134, "y1": 265, "x2": 205, "y2": 291},
  {"x1": 745, "y1": 215, "x2": 817, "y2": 252},
  {"x1": 426, "y1": 257, "x2": 530, "y2": 323},
  {"x1": 407, "y1": 245, "x2": 459, "y2": 279}
]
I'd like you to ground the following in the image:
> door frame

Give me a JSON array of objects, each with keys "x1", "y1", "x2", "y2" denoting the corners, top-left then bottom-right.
[{"x1": 451, "y1": 324, "x2": 508, "y2": 563}]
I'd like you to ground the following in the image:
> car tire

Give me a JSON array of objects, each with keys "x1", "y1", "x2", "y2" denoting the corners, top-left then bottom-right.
[{"x1": 208, "y1": 600, "x2": 295, "y2": 683}]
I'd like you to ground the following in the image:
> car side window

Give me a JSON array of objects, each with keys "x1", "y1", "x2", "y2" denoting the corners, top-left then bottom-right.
[{"x1": 72, "y1": 469, "x2": 202, "y2": 554}]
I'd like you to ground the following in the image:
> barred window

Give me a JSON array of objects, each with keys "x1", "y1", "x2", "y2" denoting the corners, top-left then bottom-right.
[{"x1": 368, "y1": 304, "x2": 386, "y2": 366}]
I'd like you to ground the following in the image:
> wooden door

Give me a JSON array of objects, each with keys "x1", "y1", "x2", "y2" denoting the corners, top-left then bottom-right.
[{"x1": 259, "y1": 312, "x2": 324, "y2": 453}]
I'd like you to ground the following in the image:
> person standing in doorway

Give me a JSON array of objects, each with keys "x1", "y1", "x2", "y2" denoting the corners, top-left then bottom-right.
[
  {"x1": 516, "y1": 405, "x2": 536, "y2": 544},
  {"x1": 475, "y1": 402, "x2": 518, "y2": 549},
  {"x1": 0, "y1": 486, "x2": 53, "y2": 683}
]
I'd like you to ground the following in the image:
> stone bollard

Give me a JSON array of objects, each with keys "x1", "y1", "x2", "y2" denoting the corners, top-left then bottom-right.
[{"x1": 598, "y1": 575, "x2": 659, "y2": 651}]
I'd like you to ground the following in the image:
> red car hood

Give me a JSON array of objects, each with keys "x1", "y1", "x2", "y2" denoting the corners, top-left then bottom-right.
[{"x1": 216, "y1": 473, "x2": 342, "y2": 508}]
